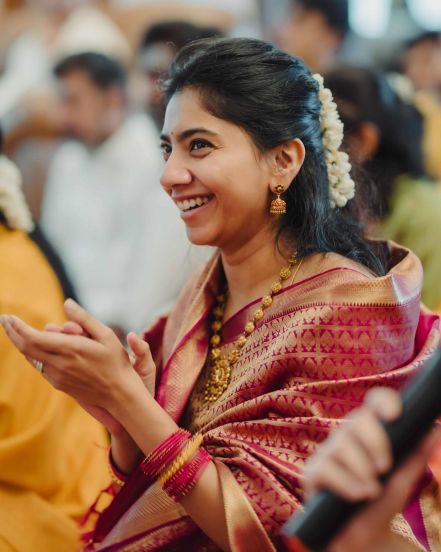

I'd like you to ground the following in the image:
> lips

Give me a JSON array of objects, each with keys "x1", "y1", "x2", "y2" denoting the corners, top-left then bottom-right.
[{"x1": 175, "y1": 195, "x2": 213, "y2": 212}]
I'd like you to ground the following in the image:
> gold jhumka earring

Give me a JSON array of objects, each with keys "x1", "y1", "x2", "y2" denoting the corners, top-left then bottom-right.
[{"x1": 270, "y1": 185, "x2": 287, "y2": 215}]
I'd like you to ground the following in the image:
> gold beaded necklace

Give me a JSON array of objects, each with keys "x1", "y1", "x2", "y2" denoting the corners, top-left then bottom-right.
[{"x1": 204, "y1": 253, "x2": 303, "y2": 403}]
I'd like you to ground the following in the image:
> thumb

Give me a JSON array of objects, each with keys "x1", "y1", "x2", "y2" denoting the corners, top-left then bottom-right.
[
  {"x1": 127, "y1": 332, "x2": 156, "y2": 394},
  {"x1": 127, "y1": 332, "x2": 149, "y2": 358},
  {"x1": 64, "y1": 299, "x2": 111, "y2": 342}
]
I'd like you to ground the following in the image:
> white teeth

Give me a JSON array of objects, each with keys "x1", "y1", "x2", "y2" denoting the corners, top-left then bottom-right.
[{"x1": 176, "y1": 196, "x2": 211, "y2": 212}]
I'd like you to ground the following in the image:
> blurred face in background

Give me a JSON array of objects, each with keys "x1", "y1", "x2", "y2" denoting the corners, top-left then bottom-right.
[
  {"x1": 404, "y1": 40, "x2": 441, "y2": 94},
  {"x1": 57, "y1": 69, "x2": 124, "y2": 146},
  {"x1": 141, "y1": 43, "x2": 174, "y2": 104},
  {"x1": 277, "y1": 4, "x2": 342, "y2": 71},
  {"x1": 138, "y1": 42, "x2": 175, "y2": 127}
]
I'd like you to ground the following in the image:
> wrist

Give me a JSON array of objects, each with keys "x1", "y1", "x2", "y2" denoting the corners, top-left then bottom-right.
[
  {"x1": 111, "y1": 431, "x2": 141, "y2": 470},
  {"x1": 108, "y1": 373, "x2": 152, "y2": 421},
  {"x1": 109, "y1": 380, "x2": 177, "y2": 457}
]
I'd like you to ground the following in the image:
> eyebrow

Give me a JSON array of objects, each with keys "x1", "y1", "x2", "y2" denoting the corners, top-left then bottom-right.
[{"x1": 160, "y1": 127, "x2": 219, "y2": 142}]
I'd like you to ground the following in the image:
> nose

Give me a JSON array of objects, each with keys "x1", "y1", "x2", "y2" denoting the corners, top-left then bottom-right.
[{"x1": 160, "y1": 153, "x2": 193, "y2": 194}]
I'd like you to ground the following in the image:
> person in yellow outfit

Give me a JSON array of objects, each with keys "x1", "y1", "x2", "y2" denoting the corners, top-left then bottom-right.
[
  {"x1": 0, "y1": 133, "x2": 109, "y2": 551},
  {"x1": 402, "y1": 32, "x2": 441, "y2": 182},
  {"x1": 326, "y1": 66, "x2": 441, "y2": 310}
]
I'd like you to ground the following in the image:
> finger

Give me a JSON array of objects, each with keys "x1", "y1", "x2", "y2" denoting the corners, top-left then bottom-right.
[
  {"x1": 3, "y1": 315, "x2": 81, "y2": 355},
  {"x1": 304, "y1": 454, "x2": 381, "y2": 502},
  {"x1": 329, "y1": 426, "x2": 380, "y2": 487},
  {"x1": 44, "y1": 323, "x2": 63, "y2": 332},
  {"x1": 376, "y1": 429, "x2": 441, "y2": 514},
  {"x1": 364, "y1": 387, "x2": 402, "y2": 422},
  {"x1": 329, "y1": 428, "x2": 441, "y2": 550},
  {"x1": 45, "y1": 322, "x2": 86, "y2": 336},
  {"x1": 3, "y1": 318, "x2": 59, "y2": 367},
  {"x1": 347, "y1": 407, "x2": 393, "y2": 473},
  {"x1": 63, "y1": 321, "x2": 88, "y2": 336},
  {"x1": 64, "y1": 299, "x2": 111, "y2": 342},
  {"x1": 127, "y1": 332, "x2": 149, "y2": 357}
]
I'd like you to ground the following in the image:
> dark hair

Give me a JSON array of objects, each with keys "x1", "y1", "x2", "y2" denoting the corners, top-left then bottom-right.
[
  {"x1": 164, "y1": 37, "x2": 385, "y2": 275},
  {"x1": 29, "y1": 225, "x2": 79, "y2": 301},
  {"x1": 140, "y1": 20, "x2": 223, "y2": 53},
  {"x1": 324, "y1": 66, "x2": 426, "y2": 217},
  {"x1": 294, "y1": 0, "x2": 349, "y2": 38},
  {"x1": 405, "y1": 31, "x2": 441, "y2": 51},
  {"x1": 54, "y1": 52, "x2": 127, "y2": 90}
]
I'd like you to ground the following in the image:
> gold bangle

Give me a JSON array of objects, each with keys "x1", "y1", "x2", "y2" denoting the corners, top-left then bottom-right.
[
  {"x1": 108, "y1": 462, "x2": 126, "y2": 487},
  {"x1": 158, "y1": 433, "x2": 203, "y2": 486}
]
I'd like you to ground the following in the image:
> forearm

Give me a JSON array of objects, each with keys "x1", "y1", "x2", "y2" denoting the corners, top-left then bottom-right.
[{"x1": 110, "y1": 385, "x2": 230, "y2": 551}]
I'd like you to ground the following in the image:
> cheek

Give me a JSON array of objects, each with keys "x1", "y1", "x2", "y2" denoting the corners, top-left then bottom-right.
[{"x1": 197, "y1": 153, "x2": 267, "y2": 205}]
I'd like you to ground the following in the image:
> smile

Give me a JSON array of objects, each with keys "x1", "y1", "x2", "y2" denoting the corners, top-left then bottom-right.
[{"x1": 176, "y1": 195, "x2": 213, "y2": 212}]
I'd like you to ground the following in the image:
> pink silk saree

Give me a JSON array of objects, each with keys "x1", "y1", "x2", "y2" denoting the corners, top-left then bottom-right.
[{"x1": 90, "y1": 244, "x2": 441, "y2": 551}]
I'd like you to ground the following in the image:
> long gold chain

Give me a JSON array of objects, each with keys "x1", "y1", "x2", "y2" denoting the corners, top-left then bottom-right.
[{"x1": 204, "y1": 253, "x2": 303, "y2": 403}]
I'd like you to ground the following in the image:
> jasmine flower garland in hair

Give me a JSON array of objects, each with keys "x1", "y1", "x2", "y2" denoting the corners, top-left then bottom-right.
[
  {"x1": 0, "y1": 155, "x2": 34, "y2": 232},
  {"x1": 313, "y1": 73, "x2": 355, "y2": 209}
]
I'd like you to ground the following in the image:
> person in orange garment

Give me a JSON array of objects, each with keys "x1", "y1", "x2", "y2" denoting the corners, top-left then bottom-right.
[{"x1": 0, "y1": 132, "x2": 109, "y2": 552}]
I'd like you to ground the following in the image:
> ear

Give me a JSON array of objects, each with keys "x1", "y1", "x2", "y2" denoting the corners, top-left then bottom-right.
[
  {"x1": 347, "y1": 122, "x2": 380, "y2": 163},
  {"x1": 106, "y1": 86, "x2": 125, "y2": 110},
  {"x1": 269, "y1": 138, "x2": 306, "y2": 193}
]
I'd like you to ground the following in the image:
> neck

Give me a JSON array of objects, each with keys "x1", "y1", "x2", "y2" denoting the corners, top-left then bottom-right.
[
  {"x1": 92, "y1": 111, "x2": 125, "y2": 148},
  {"x1": 220, "y1": 227, "x2": 293, "y2": 315}
]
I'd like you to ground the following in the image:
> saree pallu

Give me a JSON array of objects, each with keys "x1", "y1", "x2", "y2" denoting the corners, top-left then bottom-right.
[{"x1": 93, "y1": 244, "x2": 441, "y2": 552}]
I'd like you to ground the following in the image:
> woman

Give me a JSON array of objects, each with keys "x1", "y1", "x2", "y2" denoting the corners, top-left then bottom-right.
[
  {"x1": 324, "y1": 66, "x2": 441, "y2": 310},
  {"x1": 1, "y1": 38, "x2": 440, "y2": 551},
  {"x1": 0, "y1": 139, "x2": 109, "y2": 550}
]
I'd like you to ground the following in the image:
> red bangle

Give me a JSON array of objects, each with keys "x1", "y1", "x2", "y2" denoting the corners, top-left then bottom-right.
[
  {"x1": 140, "y1": 429, "x2": 191, "y2": 482},
  {"x1": 163, "y1": 447, "x2": 211, "y2": 502}
]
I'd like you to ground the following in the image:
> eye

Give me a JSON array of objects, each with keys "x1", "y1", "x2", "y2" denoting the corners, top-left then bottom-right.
[
  {"x1": 190, "y1": 139, "x2": 212, "y2": 153},
  {"x1": 160, "y1": 142, "x2": 172, "y2": 160}
]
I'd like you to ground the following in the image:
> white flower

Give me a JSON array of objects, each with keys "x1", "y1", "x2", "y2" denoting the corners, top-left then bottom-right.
[
  {"x1": 0, "y1": 155, "x2": 34, "y2": 232},
  {"x1": 313, "y1": 73, "x2": 355, "y2": 209}
]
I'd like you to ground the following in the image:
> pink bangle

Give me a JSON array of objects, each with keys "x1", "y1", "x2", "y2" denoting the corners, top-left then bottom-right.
[
  {"x1": 163, "y1": 447, "x2": 211, "y2": 502},
  {"x1": 140, "y1": 429, "x2": 191, "y2": 482},
  {"x1": 108, "y1": 448, "x2": 129, "y2": 487}
]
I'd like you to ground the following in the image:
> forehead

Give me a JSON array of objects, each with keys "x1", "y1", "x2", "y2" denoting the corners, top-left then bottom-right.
[
  {"x1": 59, "y1": 70, "x2": 102, "y2": 94},
  {"x1": 161, "y1": 87, "x2": 259, "y2": 151},
  {"x1": 162, "y1": 88, "x2": 220, "y2": 134}
]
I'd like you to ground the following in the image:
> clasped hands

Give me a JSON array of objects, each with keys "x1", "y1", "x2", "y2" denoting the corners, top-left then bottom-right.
[{"x1": 0, "y1": 299, "x2": 156, "y2": 437}]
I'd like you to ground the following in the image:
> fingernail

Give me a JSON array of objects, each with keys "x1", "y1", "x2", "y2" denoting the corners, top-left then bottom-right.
[{"x1": 65, "y1": 299, "x2": 78, "y2": 311}]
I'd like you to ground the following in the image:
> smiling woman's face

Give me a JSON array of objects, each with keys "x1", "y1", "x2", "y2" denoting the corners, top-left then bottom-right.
[{"x1": 160, "y1": 88, "x2": 276, "y2": 253}]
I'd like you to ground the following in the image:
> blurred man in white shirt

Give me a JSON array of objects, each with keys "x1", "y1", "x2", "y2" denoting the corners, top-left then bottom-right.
[{"x1": 41, "y1": 52, "x2": 207, "y2": 334}]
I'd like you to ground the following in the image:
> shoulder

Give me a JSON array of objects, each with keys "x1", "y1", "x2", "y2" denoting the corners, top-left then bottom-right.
[
  {"x1": 47, "y1": 140, "x2": 88, "y2": 181},
  {"x1": 0, "y1": 227, "x2": 66, "y2": 326},
  {"x1": 289, "y1": 244, "x2": 422, "y2": 308},
  {"x1": 301, "y1": 251, "x2": 375, "y2": 282},
  {"x1": 385, "y1": 178, "x2": 441, "y2": 239},
  {"x1": 392, "y1": 178, "x2": 441, "y2": 215}
]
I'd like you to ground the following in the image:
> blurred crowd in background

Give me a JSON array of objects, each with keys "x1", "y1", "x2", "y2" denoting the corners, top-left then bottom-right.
[
  {"x1": 1, "y1": 0, "x2": 441, "y2": 333},
  {"x1": 1, "y1": 2, "x2": 441, "y2": 550}
]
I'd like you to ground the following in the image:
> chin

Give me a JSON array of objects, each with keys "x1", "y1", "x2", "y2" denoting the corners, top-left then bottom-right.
[{"x1": 185, "y1": 228, "x2": 219, "y2": 248}]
